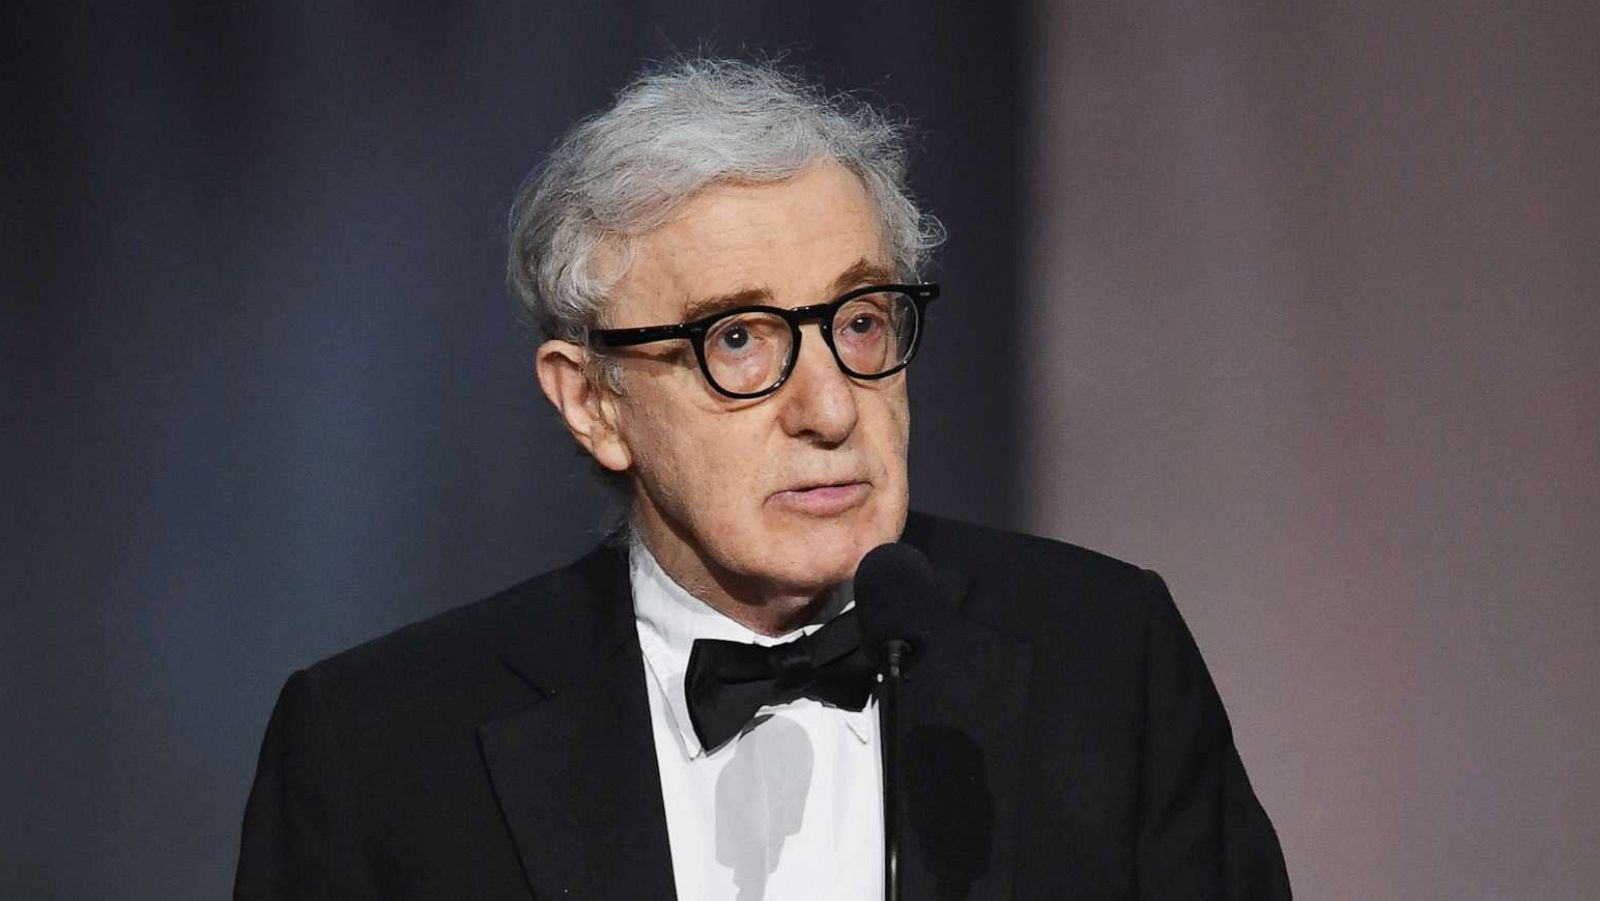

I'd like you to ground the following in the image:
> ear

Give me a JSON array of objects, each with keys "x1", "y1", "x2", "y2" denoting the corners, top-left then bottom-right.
[{"x1": 535, "y1": 340, "x2": 633, "y2": 473}]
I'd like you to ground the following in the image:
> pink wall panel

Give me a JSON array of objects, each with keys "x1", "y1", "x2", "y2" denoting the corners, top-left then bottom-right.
[{"x1": 1022, "y1": 1, "x2": 1600, "y2": 897}]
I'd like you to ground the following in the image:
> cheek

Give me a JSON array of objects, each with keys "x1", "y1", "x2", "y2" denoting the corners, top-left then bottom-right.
[
  {"x1": 619, "y1": 388, "x2": 764, "y2": 512},
  {"x1": 871, "y1": 385, "x2": 912, "y2": 466},
  {"x1": 879, "y1": 391, "x2": 913, "y2": 520}
]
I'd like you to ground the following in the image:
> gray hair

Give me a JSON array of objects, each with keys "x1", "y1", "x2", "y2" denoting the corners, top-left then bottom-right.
[{"x1": 507, "y1": 58, "x2": 944, "y2": 349}]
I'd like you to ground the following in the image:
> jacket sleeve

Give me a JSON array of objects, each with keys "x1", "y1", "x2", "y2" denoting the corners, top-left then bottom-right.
[
  {"x1": 234, "y1": 669, "x2": 381, "y2": 900},
  {"x1": 1134, "y1": 570, "x2": 1292, "y2": 899}
]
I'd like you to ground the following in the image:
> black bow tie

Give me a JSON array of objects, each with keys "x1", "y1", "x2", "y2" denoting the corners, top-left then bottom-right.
[{"x1": 684, "y1": 608, "x2": 876, "y2": 752}]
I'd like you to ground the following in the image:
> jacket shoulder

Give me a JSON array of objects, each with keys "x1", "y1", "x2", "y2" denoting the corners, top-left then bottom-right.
[
  {"x1": 905, "y1": 511, "x2": 1165, "y2": 641},
  {"x1": 906, "y1": 511, "x2": 1150, "y2": 590},
  {"x1": 294, "y1": 544, "x2": 625, "y2": 725}
]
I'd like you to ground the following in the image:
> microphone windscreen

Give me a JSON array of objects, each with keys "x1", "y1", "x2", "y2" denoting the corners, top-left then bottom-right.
[{"x1": 853, "y1": 542, "x2": 936, "y2": 665}]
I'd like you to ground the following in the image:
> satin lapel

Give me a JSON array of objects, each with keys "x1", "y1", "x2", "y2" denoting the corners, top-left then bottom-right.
[
  {"x1": 478, "y1": 546, "x2": 678, "y2": 900},
  {"x1": 897, "y1": 517, "x2": 1034, "y2": 901}
]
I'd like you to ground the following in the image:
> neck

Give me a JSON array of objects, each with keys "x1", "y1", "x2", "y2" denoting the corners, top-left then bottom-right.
[
  {"x1": 706, "y1": 587, "x2": 835, "y2": 637},
  {"x1": 628, "y1": 519, "x2": 838, "y2": 637}
]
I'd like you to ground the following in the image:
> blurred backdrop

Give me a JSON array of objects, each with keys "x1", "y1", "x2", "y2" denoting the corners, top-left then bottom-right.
[{"x1": 2, "y1": 1, "x2": 1595, "y2": 898}]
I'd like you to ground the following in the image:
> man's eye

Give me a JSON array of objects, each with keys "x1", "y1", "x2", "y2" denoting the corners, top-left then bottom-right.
[
  {"x1": 719, "y1": 325, "x2": 750, "y2": 349},
  {"x1": 846, "y1": 314, "x2": 881, "y2": 335}
]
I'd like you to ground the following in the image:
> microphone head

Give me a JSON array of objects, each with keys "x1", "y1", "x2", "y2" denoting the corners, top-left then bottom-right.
[{"x1": 853, "y1": 542, "x2": 937, "y2": 667}]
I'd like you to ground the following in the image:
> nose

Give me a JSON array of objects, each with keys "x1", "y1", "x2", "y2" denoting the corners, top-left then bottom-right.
[{"x1": 775, "y1": 324, "x2": 859, "y2": 446}]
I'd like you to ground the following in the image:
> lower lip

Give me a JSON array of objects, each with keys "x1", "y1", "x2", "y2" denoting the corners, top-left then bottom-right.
[{"x1": 770, "y1": 482, "x2": 870, "y2": 516}]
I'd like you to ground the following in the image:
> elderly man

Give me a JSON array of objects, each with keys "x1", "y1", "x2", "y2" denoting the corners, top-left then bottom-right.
[{"x1": 236, "y1": 59, "x2": 1290, "y2": 900}]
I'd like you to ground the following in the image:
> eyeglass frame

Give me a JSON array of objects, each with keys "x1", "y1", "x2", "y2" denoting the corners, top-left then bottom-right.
[{"x1": 585, "y1": 282, "x2": 940, "y2": 400}]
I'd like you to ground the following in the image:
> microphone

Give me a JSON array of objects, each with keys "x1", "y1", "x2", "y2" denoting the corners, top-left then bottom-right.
[
  {"x1": 854, "y1": 541, "x2": 936, "y2": 673},
  {"x1": 853, "y1": 542, "x2": 936, "y2": 901}
]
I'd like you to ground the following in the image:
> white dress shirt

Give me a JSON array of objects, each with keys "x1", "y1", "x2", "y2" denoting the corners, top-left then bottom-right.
[{"x1": 630, "y1": 541, "x2": 884, "y2": 901}]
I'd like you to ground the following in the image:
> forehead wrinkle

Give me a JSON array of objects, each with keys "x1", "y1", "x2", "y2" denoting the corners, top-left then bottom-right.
[{"x1": 612, "y1": 165, "x2": 889, "y2": 327}]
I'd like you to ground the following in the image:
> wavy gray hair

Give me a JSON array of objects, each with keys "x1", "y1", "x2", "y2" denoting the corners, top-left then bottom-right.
[{"x1": 507, "y1": 58, "x2": 944, "y2": 349}]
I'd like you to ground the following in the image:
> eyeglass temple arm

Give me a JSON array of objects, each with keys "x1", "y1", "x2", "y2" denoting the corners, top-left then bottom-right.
[{"x1": 588, "y1": 322, "x2": 691, "y2": 349}]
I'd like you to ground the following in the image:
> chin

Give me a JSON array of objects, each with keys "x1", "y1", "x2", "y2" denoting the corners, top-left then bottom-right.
[{"x1": 760, "y1": 503, "x2": 904, "y2": 589}]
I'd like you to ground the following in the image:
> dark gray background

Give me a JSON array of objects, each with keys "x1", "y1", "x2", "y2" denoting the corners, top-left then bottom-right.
[
  {"x1": 6, "y1": 1, "x2": 1598, "y2": 899},
  {"x1": 3, "y1": 2, "x2": 1025, "y2": 897}
]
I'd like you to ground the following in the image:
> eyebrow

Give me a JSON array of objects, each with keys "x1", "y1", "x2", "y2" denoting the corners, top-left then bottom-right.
[
  {"x1": 679, "y1": 287, "x2": 775, "y2": 322},
  {"x1": 827, "y1": 259, "x2": 898, "y2": 295},
  {"x1": 676, "y1": 259, "x2": 899, "y2": 322}
]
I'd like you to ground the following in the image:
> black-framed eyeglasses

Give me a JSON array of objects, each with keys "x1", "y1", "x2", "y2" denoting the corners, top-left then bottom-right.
[{"x1": 587, "y1": 283, "x2": 939, "y2": 400}]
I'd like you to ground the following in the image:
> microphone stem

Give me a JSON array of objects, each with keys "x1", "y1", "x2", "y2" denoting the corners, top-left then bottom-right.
[{"x1": 880, "y1": 640, "x2": 909, "y2": 901}]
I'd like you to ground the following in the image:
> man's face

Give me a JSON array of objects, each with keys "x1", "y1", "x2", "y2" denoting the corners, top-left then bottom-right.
[{"x1": 600, "y1": 163, "x2": 912, "y2": 616}]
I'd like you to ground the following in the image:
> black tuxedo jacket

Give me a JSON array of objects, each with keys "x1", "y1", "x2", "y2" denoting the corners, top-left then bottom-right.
[{"x1": 236, "y1": 513, "x2": 1290, "y2": 899}]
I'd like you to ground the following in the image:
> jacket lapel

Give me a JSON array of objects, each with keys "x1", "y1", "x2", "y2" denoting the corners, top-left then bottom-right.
[
  {"x1": 475, "y1": 517, "x2": 1033, "y2": 901},
  {"x1": 898, "y1": 516, "x2": 1034, "y2": 901},
  {"x1": 478, "y1": 546, "x2": 678, "y2": 900}
]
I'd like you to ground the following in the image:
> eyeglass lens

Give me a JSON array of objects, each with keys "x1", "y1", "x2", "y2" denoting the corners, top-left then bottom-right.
[{"x1": 701, "y1": 290, "x2": 920, "y2": 396}]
